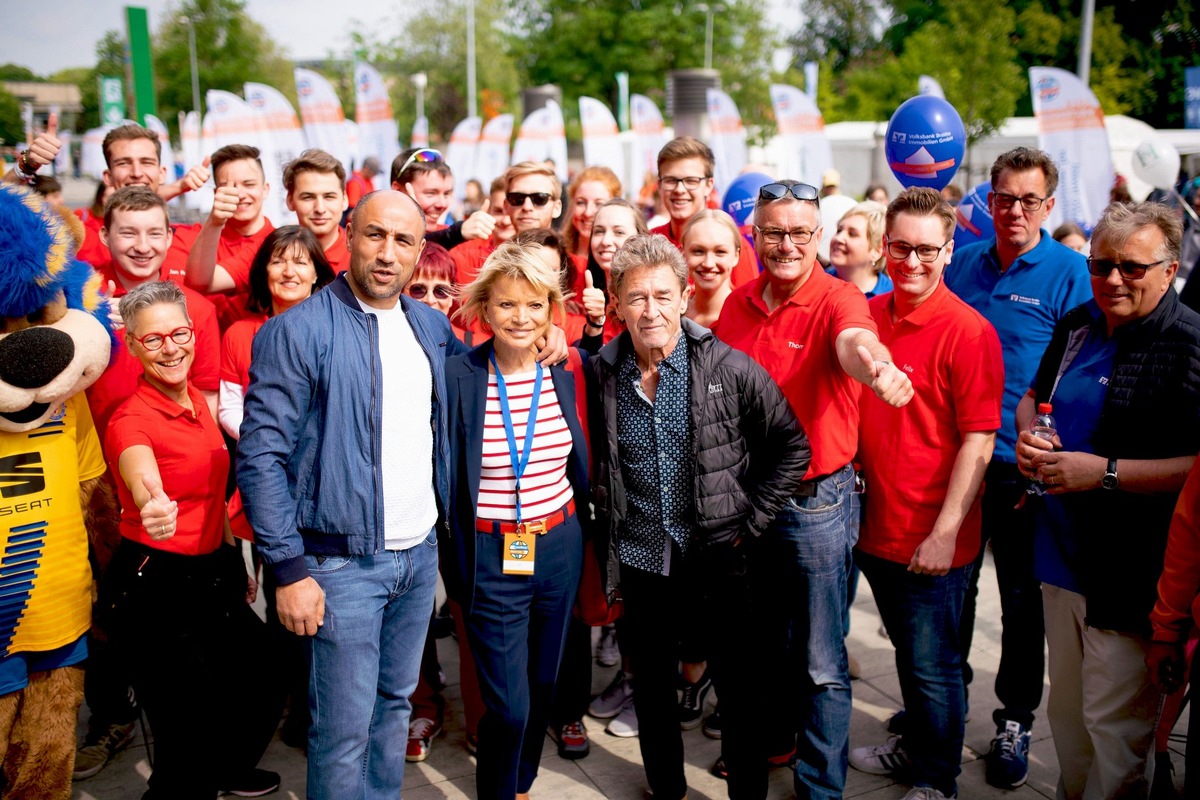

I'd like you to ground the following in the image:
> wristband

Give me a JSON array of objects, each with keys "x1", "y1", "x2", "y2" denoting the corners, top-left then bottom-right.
[
  {"x1": 586, "y1": 316, "x2": 606, "y2": 329},
  {"x1": 14, "y1": 151, "x2": 37, "y2": 182}
]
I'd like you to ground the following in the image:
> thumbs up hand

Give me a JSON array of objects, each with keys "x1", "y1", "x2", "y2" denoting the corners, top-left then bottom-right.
[
  {"x1": 180, "y1": 155, "x2": 212, "y2": 193},
  {"x1": 462, "y1": 198, "x2": 495, "y2": 240},
  {"x1": 582, "y1": 269, "x2": 607, "y2": 326},
  {"x1": 857, "y1": 345, "x2": 913, "y2": 408},
  {"x1": 140, "y1": 474, "x2": 179, "y2": 541},
  {"x1": 21, "y1": 112, "x2": 61, "y2": 172}
]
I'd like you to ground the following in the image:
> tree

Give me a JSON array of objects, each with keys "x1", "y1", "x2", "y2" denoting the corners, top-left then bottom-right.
[
  {"x1": 0, "y1": 85, "x2": 24, "y2": 146},
  {"x1": 350, "y1": 0, "x2": 521, "y2": 145},
  {"x1": 508, "y1": 0, "x2": 779, "y2": 143},
  {"x1": 50, "y1": 30, "x2": 126, "y2": 131},
  {"x1": 790, "y1": 0, "x2": 891, "y2": 77},
  {"x1": 0, "y1": 64, "x2": 41, "y2": 82},
  {"x1": 152, "y1": 0, "x2": 295, "y2": 135}
]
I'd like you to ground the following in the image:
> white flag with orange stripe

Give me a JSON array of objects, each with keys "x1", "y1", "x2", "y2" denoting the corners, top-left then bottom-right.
[{"x1": 355, "y1": 62, "x2": 400, "y2": 179}]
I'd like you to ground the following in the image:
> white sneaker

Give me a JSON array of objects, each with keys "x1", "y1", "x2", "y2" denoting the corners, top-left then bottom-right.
[
  {"x1": 588, "y1": 670, "x2": 633, "y2": 719},
  {"x1": 849, "y1": 735, "x2": 911, "y2": 776},
  {"x1": 605, "y1": 701, "x2": 639, "y2": 737}
]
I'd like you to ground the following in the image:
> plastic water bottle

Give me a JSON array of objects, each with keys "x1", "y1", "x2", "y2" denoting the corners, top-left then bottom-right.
[{"x1": 1026, "y1": 403, "x2": 1057, "y2": 496}]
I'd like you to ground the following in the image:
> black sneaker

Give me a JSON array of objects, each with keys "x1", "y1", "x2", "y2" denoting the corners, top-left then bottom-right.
[
  {"x1": 701, "y1": 708, "x2": 722, "y2": 740},
  {"x1": 678, "y1": 670, "x2": 713, "y2": 730},
  {"x1": 219, "y1": 769, "x2": 281, "y2": 797}
]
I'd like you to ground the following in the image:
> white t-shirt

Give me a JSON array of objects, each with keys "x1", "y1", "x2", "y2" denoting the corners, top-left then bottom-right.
[{"x1": 357, "y1": 298, "x2": 438, "y2": 550}]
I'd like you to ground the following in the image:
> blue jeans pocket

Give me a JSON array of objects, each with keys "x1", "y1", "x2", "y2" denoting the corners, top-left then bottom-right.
[{"x1": 305, "y1": 554, "x2": 354, "y2": 574}]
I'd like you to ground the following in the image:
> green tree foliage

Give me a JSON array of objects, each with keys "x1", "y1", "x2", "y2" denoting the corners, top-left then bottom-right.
[
  {"x1": 152, "y1": 0, "x2": 295, "y2": 135},
  {"x1": 508, "y1": 0, "x2": 778, "y2": 142},
  {"x1": 49, "y1": 30, "x2": 125, "y2": 131},
  {"x1": 350, "y1": 0, "x2": 521, "y2": 144},
  {"x1": 792, "y1": 0, "x2": 890, "y2": 77},
  {"x1": 0, "y1": 85, "x2": 25, "y2": 146},
  {"x1": 0, "y1": 64, "x2": 41, "y2": 82}
]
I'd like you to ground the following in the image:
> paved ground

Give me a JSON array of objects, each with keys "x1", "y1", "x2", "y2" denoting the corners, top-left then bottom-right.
[{"x1": 69, "y1": 544, "x2": 1189, "y2": 799}]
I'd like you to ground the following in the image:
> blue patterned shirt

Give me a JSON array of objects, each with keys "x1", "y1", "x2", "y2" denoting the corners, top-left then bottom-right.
[{"x1": 615, "y1": 335, "x2": 694, "y2": 576}]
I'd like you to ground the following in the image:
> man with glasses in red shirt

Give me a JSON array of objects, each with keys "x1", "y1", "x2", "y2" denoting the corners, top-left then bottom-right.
[
  {"x1": 714, "y1": 179, "x2": 912, "y2": 800},
  {"x1": 652, "y1": 137, "x2": 760, "y2": 288}
]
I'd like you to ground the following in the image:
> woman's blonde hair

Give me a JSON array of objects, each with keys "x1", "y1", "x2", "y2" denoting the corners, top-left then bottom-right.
[
  {"x1": 839, "y1": 200, "x2": 887, "y2": 274},
  {"x1": 680, "y1": 208, "x2": 742, "y2": 256},
  {"x1": 455, "y1": 239, "x2": 567, "y2": 334}
]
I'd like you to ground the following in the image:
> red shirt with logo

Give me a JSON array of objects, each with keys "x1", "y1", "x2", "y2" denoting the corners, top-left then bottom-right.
[
  {"x1": 105, "y1": 378, "x2": 229, "y2": 556},
  {"x1": 324, "y1": 227, "x2": 350, "y2": 274},
  {"x1": 714, "y1": 268, "x2": 875, "y2": 479},
  {"x1": 451, "y1": 237, "x2": 497, "y2": 286},
  {"x1": 856, "y1": 282, "x2": 1004, "y2": 567}
]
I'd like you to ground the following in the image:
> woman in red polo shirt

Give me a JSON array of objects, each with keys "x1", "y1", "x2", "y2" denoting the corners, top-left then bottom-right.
[{"x1": 100, "y1": 281, "x2": 283, "y2": 800}]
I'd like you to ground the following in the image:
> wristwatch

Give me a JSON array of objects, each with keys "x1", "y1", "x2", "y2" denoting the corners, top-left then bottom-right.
[{"x1": 1102, "y1": 458, "x2": 1119, "y2": 490}]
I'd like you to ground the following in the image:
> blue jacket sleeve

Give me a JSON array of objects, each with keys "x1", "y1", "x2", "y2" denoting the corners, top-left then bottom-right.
[{"x1": 236, "y1": 315, "x2": 315, "y2": 586}]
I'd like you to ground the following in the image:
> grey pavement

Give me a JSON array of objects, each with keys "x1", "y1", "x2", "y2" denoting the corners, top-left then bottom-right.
[{"x1": 70, "y1": 545, "x2": 1191, "y2": 799}]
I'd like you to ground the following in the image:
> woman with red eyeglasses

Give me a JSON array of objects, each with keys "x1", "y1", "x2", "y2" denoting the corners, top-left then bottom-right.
[{"x1": 101, "y1": 281, "x2": 283, "y2": 799}]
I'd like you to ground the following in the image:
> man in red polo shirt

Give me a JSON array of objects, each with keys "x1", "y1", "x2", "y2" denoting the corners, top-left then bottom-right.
[
  {"x1": 652, "y1": 137, "x2": 760, "y2": 288},
  {"x1": 848, "y1": 188, "x2": 1002, "y2": 800},
  {"x1": 284, "y1": 148, "x2": 350, "y2": 273},
  {"x1": 713, "y1": 178, "x2": 912, "y2": 799},
  {"x1": 176, "y1": 144, "x2": 276, "y2": 330},
  {"x1": 90, "y1": 187, "x2": 221, "y2": 437},
  {"x1": 452, "y1": 176, "x2": 516, "y2": 286}
]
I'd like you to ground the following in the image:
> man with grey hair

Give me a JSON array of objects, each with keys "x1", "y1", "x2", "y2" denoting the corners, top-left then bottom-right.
[
  {"x1": 715, "y1": 179, "x2": 912, "y2": 800},
  {"x1": 1016, "y1": 201, "x2": 1200, "y2": 799},
  {"x1": 589, "y1": 233, "x2": 811, "y2": 800},
  {"x1": 943, "y1": 146, "x2": 1092, "y2": 789}
]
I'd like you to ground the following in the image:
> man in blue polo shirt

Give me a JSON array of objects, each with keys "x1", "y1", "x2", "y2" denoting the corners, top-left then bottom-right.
[{"x1": 942, "y1": 147, "x2": 1092, "y2": 790}]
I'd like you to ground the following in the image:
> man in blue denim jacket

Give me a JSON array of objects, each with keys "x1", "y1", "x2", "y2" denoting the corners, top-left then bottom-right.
[{"x1": 238, "y1": 190, "x2": 461, "y2": 799}]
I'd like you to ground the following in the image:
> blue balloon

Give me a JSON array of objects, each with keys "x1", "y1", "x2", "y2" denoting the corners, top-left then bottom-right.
[
  {"x1": 952, "y1": 181, "x2": 995, "y2": 249},
  {"x1": 884, "y1": 95, "x2": 966, "y2": 190},
  {"x1": 722, "y1": 172, "x2": 773, "y2": 227}
]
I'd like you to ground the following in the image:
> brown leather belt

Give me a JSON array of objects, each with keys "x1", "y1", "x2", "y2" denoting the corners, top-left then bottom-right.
[{"x1": 476, "y1": 499, "x2": 576, "y2": 536}]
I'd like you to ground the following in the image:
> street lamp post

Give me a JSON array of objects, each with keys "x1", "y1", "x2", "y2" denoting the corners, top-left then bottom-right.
[
  {"x1": 466, "y1": 0, "x2": 477, "y2": 119},
  {"x1": 695, "y1": 3, "x2": 717, "y2": 71},
  {"x1": 412, "y1": 72, "x2": 427, "y2": 122},
  {"x1": 185, "y1": 15, "x2": 202, "y2": 116}
]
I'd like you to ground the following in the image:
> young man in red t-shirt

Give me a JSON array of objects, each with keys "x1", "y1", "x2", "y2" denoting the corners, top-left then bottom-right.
[
  {"x1": 177, "y1": 144, "x2": 275, "y2": 330},
  {"x1": 90, "y1": 187, "x2": 221, "y2": 437},
  {"x1": 848, "y1": 188, "x2": 1003, "y2": 800},
  {"x1": 712, "y1": 178, "x2": 913, "y2": 798},
  {"x1": 390, "y1": 147, "x2": 496, "y2": 247},
  {"x1": 284, "y1": 149, "x2": 350, "y2": 273},
  {"x1": 652, "y1": 136, "x2": 759, "y2": 288}
]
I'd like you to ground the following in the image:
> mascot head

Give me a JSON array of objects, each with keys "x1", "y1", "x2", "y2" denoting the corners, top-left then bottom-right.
[{"x1": 0, "y1": 184, "x2": 113, "y2": 433}]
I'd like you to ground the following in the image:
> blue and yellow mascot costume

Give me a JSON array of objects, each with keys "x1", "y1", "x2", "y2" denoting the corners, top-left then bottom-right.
[{"x1": 0, "y1": 184, "x2": 115, "y2": 799}]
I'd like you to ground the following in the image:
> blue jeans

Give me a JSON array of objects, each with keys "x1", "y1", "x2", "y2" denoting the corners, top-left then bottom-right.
[
  {"x1": 857, "y1": 550, "x2": 972, "y2": 798},
  {"x1": 303, "y1": 530, "x2": 439, "y2": 800},
  {"x1": 760, "y1": 464, "x2": 855, "y2": 800}
]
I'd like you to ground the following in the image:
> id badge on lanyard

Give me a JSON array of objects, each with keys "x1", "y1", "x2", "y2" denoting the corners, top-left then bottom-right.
[{"x1": 489, "y1": 352, "x2": 543, "y2": 576}]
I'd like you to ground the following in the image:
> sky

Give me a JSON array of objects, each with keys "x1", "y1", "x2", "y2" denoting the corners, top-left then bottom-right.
[
  {"x1": 13, "y1": 0, "x2": 405, "y2": 76},
  {"x1": 14, "y1": 0, "x2": 797, "y2": 77}
]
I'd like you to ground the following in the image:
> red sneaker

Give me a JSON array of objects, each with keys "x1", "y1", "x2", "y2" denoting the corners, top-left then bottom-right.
[{"x1": 405, "y1": 717, "x2": 443, "y2": 762}]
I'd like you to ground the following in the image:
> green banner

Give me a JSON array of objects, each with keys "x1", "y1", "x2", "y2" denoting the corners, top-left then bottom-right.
[
  {"x1": 125, "y1": 6, "x2": 157, "y2": 124},
  {"x1": 615, "y1": 72, "x2": 630, "y2": 132},
  {"x1": 99, "y1": 76, "x2": 126, "y2": 126}
]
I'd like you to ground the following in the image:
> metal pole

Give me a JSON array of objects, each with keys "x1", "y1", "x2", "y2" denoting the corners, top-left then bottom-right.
[
  {"x1": 466, "y1": 0, "x2": 477, "y2": 119},
  {"x1": 1077, "y1": 0, "x2": 1095, "y2": 86},
  {"x1": 705, "y1": 7, "x2": 714, "y2": 71},
  {"x1": 187, "y1": 18, "x2": 202, "y2": 116}
]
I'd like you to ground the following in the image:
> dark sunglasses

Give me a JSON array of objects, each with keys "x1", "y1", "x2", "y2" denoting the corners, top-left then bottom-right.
[
  {"x1": 758, "y1": 182, "x2": 820, "y2": 202},
  {"x1": 1086, "y1": 257, "x2": 1167, "y2": 281},
  {"x1": 506, "y1": 191, "x2": 554, "y2": 208},
  {"x1": 408, "y1": 283, "x2": 455, "y2": 300}
]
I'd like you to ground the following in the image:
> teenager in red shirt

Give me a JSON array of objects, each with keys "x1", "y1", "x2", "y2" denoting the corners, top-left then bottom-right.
[
  {"x1": 88, "y1": 187, "x2": 221, "y2": 438},
  {"x1": 849, "y1": 188, "x2": 1003, "y2": 800},
  {"x1": 177, "y1": 144, "x2": 276, "y2": 330},
  {"x1": 652, "y1": 137, "x2": 759, "y2": 288},
  {"x1": 284, "y1": 149, "x2": 350, "y2": 273}
]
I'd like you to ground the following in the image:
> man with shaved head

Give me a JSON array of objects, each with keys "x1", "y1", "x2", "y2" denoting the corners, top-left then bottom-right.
[{"x1": 237, "y1": 190, "x2": 462, "y2": 798}]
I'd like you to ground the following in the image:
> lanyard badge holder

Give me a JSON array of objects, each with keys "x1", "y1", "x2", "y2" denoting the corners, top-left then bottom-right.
[{"x1": 490, "y1": 353, "x2": 544, "y2": 575}]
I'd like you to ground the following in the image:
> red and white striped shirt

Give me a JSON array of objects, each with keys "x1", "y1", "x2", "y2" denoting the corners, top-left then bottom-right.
[{"x1": 477, "y1": 370, "x2": 574, "y2": 523}]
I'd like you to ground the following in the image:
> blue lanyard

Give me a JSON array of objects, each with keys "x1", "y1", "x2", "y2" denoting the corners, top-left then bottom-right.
[{"x1": 488, "y1": 352, "x2": 543, "y2": 524}]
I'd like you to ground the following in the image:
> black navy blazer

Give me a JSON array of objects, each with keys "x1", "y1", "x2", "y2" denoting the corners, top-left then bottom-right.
[{"x1": 441, "y1": 340, "x2": 592, "y2": 616}]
